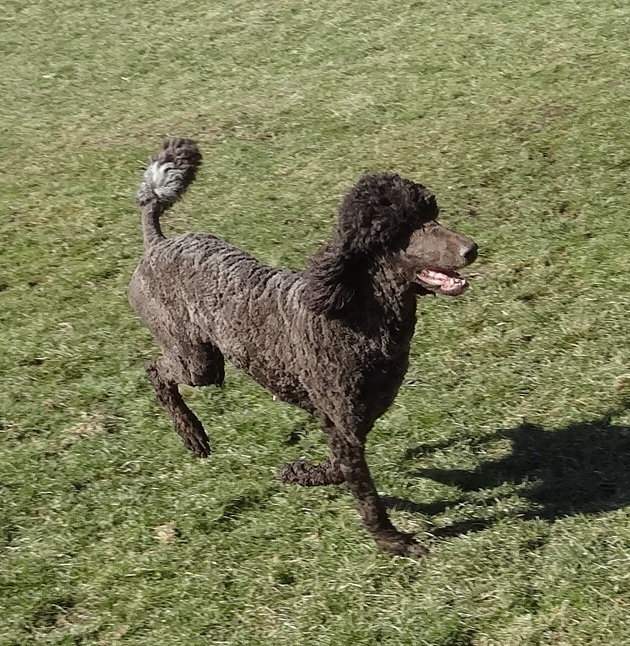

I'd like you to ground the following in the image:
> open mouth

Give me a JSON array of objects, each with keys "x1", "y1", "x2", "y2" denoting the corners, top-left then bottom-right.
[{"x1": 415, "y1": 268, "x2": 468, "y2": 296}]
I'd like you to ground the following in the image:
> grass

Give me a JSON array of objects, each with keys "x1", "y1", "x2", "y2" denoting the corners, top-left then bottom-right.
[{"x1": 2, "y1": 0, "x2": 630, "y2": 643}]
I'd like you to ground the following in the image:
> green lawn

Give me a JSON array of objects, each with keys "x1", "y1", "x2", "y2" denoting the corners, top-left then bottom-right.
[{"x1": 2, "y1": 0, "x2": 630, "y2": 643}]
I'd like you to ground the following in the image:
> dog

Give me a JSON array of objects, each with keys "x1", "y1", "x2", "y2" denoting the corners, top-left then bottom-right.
[{"x1": 128, "y1": 138, "x2": 478, "y2": 556}]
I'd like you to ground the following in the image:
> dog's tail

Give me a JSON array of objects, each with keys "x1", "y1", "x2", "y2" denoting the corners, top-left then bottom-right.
[{"x1": 136, "y1": 137, "x2": 203, "y2": 248}]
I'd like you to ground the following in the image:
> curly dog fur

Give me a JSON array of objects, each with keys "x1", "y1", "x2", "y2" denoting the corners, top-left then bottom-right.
[{"x1": 128, "y1": 138, "x2": 478, "y2": 556}]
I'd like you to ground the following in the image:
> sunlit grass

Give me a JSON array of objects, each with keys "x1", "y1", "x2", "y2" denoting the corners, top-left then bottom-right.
[{"x1": 2, "y1": 0, "x2": 630, "y2": 643}]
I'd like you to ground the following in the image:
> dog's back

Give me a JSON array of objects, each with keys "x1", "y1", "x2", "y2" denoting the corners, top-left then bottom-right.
[{"x1": 128, "y1": 229, "x2": 326, "y2": 411}]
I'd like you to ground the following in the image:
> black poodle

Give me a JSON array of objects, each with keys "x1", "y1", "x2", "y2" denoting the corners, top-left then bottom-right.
[{"x1": 128, "y1": 138, "x2": 478, "y2": 556}]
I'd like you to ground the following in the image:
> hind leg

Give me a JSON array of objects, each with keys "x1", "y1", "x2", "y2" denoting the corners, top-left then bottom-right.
[{"x1": 146, "y1": 343, "x2": 225, "y2": 458}]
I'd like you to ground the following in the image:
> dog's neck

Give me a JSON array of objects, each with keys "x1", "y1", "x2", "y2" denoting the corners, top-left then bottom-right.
[
  {"x1": 360, "y1": 257, "x2": 418, "y2": 332},
  {"x1": 301, "y1": 243, "x2": 417, "y2": 332}
]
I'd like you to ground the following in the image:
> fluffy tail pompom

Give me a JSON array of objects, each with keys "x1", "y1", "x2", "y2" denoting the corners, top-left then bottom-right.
[{"x1": 136, "y1": 138, "x2": 202, "y2": 247}]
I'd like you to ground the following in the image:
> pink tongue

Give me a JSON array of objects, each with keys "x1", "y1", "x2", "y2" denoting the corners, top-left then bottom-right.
[{"x1": 417, "y1": 269, "x2": 467, "y2": 293}]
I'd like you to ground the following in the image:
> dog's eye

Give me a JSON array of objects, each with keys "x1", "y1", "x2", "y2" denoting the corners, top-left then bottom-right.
[{"x1": 379, "y1": 197, "x2": 391, "y2": 207}]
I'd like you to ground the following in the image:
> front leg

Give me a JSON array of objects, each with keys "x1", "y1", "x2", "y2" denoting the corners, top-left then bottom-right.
[{"x1": 329, "y1": 431, "x2": 427, "y2": 558}]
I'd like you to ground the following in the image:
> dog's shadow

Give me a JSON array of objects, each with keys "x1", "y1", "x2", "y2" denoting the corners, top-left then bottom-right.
[{"x1": 385, "y1": 410, "x2": 630, "y2": 539}]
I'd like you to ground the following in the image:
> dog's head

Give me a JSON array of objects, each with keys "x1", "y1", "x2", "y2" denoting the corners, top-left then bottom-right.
[
  {"x1": 304, "y1": 173, "x2": 478, "y2": 317},
  {"x1": 338, "y1": 172, "x2": 477, "y2": 297},
  {"x1": 400, "y1": 218, "x2": 478, "y2": 297}
]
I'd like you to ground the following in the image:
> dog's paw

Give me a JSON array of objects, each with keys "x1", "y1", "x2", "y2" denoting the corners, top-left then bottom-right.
[
  {"x1": 377, "y1": 532, "x2": 428, "y2": 559},
  {"x1": 278, "y1": 459, "x2": 345, "y2": 486},
  {"x1": 278, "y1": 460, "x2": 325, "y2": 485},
  {"x1": 399, "y1": 540, "x2": 429, "y2": 559},
  {"x1": 278, "y1": 460, "x2": 309, "y2": 484},
  {"x1": 182, "y1": 433, "x2": 212, "y2": 458}
]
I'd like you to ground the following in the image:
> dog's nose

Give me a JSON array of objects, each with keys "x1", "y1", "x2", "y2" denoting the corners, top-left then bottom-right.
[{"x1": 460, "y1": 241, "x2": 478, "y2": 264}]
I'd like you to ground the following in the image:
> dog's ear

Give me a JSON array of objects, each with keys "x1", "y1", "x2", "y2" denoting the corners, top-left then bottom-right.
[
  {"x1": 302, "y1": 243, "x2": 365, "y2": 317},
  {"x1": 302, "y1": 173, "x2": 438, "y2": 317}
]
